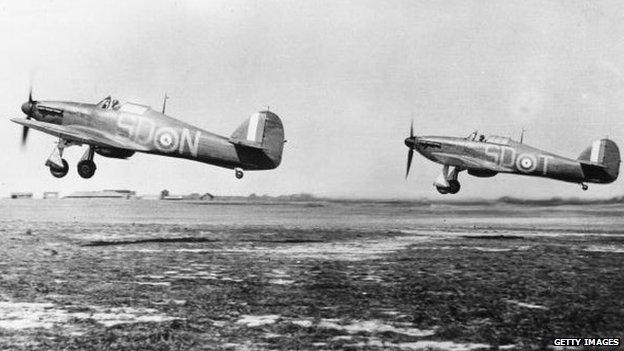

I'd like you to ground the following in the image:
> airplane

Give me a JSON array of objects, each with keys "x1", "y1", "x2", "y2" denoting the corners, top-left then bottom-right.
[
  {"x1": 404, "y1": 123, "x2": 620, "y2": 194},
  {"x1": 11, "y1": 91, "x2": 285, "y2": 179}
]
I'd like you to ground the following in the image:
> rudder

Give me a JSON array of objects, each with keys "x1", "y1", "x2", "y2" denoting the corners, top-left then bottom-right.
[
  {"x1": 230, "y1": 111, "x2": 285, "y2": 169},
  {"x1": 577, "y1": 138, "x2": 620, "y2": 183}
]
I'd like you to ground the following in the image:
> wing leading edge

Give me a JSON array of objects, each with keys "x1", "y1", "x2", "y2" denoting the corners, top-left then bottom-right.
[{"x1": 10, "y1": 118, "x2": 149, "y2": 152}]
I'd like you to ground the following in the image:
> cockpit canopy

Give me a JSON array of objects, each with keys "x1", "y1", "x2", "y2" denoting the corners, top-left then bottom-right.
[
  {"x1": 96, "y1": 96, "x2": 148, "y2": 114},
  {"x1": 466, "y1": 131, "x2": 513, "y2": 145},
  {"x1": 96, "y1": 96, "x2": 121, "y2": 110},
  {"x1": 484, "y1": 135, "x2": 512, "y2": 145},
  {"x1": 466, "y1": 131, "x2": 486, "y2": 142}
]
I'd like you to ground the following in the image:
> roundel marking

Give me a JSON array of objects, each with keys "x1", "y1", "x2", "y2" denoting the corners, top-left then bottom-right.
[
  {"x1": 516, "y1": 154, "x2": 537, "y2": 173},
  {"x1": 520, "y1": 158, "x2": 533, "y2": 168},
  {"x1": 159, "y1": 134, "x2": 172, "y2": 146},
  {"x1": 154, "y1": 127, "x2": 179, "y2": 152}
]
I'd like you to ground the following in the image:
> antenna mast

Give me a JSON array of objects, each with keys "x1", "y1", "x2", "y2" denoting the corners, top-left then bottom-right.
[{"x1": 161, "y1": 93, "x2": 169, "y2": 114}]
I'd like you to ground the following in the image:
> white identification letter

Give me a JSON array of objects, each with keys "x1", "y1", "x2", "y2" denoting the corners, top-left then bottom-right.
[{"x1": 180, "y1": 129, "x2": 201, "y2": 157}]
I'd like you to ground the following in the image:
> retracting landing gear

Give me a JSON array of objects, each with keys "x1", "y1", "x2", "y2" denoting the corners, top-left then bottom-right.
[
  {"x1": 436, "y1": 184, "x2": 460, "y2": 194},
  {"x1": 77, "y1": 146, "x2": 97, "y2": 179},
  {"x1": 45, "y1": 139, "x2": 70, "y2": 178},
  {"x1": 581, "y1": 183, "x2": 588, "y2": 191},
  {"x1": 44, "y1": 140, "x2": 98, "y2": 179},
  {"x1": 434, "y1": 165, "x2": 461, "y2": 194},
  {"x1": 447, "y1": 180, "x2": 461, "y2": 194},
  {"x1": 49, "y1": 160, "x2": 69, "y2": 178},
  {"x1": 436, "y1": 186, "x2": 449, "y2": 194},
  {"x1": 235, "y1": 167, "x2": 244, "y2": 179}
]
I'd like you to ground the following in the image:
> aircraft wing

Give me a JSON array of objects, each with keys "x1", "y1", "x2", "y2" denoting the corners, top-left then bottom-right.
[
  {"x1": 11, "y1": 118, "x2": 150, "y2": 151},
  {"x1": 432, "y1": 152, "x2": 508, "y2": 172}
]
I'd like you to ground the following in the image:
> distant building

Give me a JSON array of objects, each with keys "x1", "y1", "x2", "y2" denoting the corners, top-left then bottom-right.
[
  {"x1": 200, "y1": 193, "x2": 215, "y2": 200},
  {"x1": 43, "y1": 192, "x2": 59, "y2": 199},
  {"x1": 103, "y1": 189, "x2": 136, "y2": 197},
  {"x1": 65, "y1": 189, "x2": 136, "y2": 199},
  {"x1": 162, "y1": 195, "x2": 184, "y2": 201},
  {"x1": 10, "y1": 192, "x2": 33, "y2": 199},
  {"x1": 139, "y1": 194, "x2": 161, "y2": 200},
  {"x1": 160, "y1": 192, "x2": 215, "y2": 201}
]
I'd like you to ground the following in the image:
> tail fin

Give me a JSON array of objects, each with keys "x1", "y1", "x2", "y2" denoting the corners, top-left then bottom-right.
[
  {"x1": 577, "y1": 138, "x2": 620, "y2": 183},
  {"x1": 230, "y1": 111, "x2": 285, "y2": 169}
]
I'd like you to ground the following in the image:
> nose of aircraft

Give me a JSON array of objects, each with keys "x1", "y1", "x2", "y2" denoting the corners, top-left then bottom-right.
[
  {"x1": 21, "y1": 101, "x2": 32, "y2": 115},
  {"x1": 404, "y1": 137, "x2": 416, "y2": 148}
]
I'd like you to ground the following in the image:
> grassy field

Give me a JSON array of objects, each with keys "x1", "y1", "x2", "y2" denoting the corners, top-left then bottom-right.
[{"x1": 0, "y1": 200, "x2": 622, "y2": 350}]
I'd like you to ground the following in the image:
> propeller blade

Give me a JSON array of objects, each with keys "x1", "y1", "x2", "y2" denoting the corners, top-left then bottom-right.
[
  {"x1": 21, "y1": 126, "x2": 29, "y2": 146},
  {"x1": 406, "y1": 148, "x2": 414, "y2": 179},
  {"x1": 21, "y1": 85, "x2": 34, "y2": 146},
  {"x1": 410, "y1": 120, "x2": 414, "y2": 139}
]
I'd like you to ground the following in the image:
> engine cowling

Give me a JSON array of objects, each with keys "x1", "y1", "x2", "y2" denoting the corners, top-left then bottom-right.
[
  {"x1": 468, "y1": 169, "x2": 498, "y2": 178},
  {"x1": 95, "y1": 148, "x2": 135, "y2": 159}
]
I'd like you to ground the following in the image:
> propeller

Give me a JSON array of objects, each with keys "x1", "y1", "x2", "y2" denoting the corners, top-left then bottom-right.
[
  {"x1": 406, "y1": 147, "x2": 413, "y2": 178},
  {"x1": 404, "y1": 120, "x2": 416, "y2": 179},
  {"x1": 21, "y1": 86, "x2": 35, "y2": 146}
]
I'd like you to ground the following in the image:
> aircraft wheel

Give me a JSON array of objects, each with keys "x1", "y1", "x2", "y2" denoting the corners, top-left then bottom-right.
[
  {"x1": 436, "y1": 186, "x2": 449, "y2": 194},
  {"x1": 49, "y1": 159, "x2": 69, "y2": 178},
  {"x1": 448, "y1": 180, "x2": 461, "y2": 194},
  {"x1": 77, "y1": 160, "x2": 97, "y2": 179},
  {"x1": 235, "y1": 168, "x2": 244, "y2": 179},
  {"x1": 581, "y1": 183, "x2": 588, "y2": 191}
]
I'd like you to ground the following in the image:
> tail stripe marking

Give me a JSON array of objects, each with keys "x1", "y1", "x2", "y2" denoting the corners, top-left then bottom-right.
[
  {"x1": 246, "y1": 113, "x2": 260, "y2": 142},
  {"x1": 590, "y1": 140, "x2": 602, "y2": 163}
]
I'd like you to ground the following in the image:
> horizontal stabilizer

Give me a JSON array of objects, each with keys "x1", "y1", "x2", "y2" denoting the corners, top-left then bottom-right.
[
  {"x1": 228, "y1": 138, "x2": 266, "y2": 150},
  {"x1": 579, "y1": 162, "x2": 612, "y2": 183}
]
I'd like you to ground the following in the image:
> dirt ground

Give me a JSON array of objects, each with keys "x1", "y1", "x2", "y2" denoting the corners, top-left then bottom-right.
[{"x1": 0, "y1": 199, "x2": 622, "y2": 350}]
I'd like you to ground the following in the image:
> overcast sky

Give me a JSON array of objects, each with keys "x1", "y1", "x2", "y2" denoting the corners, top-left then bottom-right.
[{"x1": 1, "y1": 0, "x2": 624, "y2": 199}]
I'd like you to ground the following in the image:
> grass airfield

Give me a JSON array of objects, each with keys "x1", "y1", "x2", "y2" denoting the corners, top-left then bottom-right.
[{"x1": 0, "y1": 199, "x2": 622, "y2": 350}]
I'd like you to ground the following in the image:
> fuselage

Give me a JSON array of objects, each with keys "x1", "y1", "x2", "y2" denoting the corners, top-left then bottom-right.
[
  {"x1": 410, "y1": 135, "x2": 590, "y2": 183},
  {"x1": 22, "y1": 98, "x2": 281, "y2": 171}
]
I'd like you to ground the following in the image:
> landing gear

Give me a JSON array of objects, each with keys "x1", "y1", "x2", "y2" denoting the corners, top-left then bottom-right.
[
  {"x1": 235, "y1": 168, "x2": 244, "y2": 179},
  {"x1": 45, "y1": 139, "x2": 72, "y2": 178},
  {"x1": 44, "y1": 140, "x2": 97, "y2": 179},
  {"x1": 581, "y1": 183, "x2": 588, "y2": 191},
  {"x1": 448, "y1": 180, "x2": 461, "y2": 194},
  {"x1": 436, "y1": 181, "x2": 460, "y2": 194},
  {"x1": 49, "y1": 159, "x2": 69, "y2": 178},
  {"x1": 77, "y1": 147, "x2": 97, "y2": 179},
  {"x1": 433, "y1": 165, "x2": 462, "y2": 195},
  {"x1": 77, "y1": 160, "x2": 96, "y2": 178}
]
